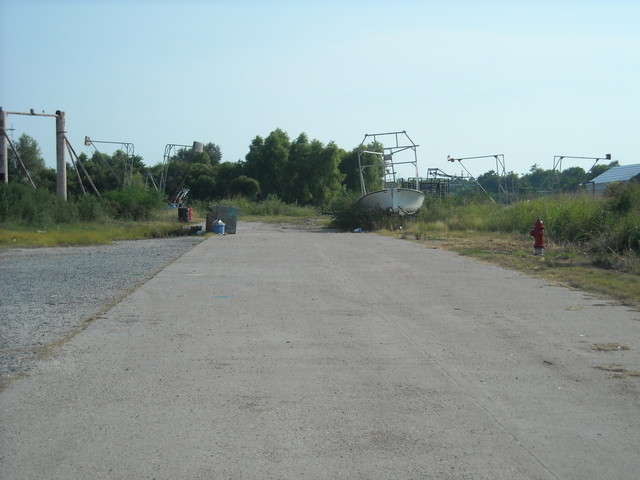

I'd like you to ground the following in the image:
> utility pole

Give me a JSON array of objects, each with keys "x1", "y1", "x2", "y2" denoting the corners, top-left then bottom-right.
[
  {"x1": 0, "y1": 108, "x2": 7, "y2": 183},
  {"x1": 0, "y1": 107, "x2": 68, "y2": 199},
  {"x1": 55, "y1": 110, "x2": 67, "y2": 199}
]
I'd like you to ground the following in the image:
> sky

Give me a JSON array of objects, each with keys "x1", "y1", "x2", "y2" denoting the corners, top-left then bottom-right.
[{"x1": 1, "y1": 0, "x2": 639, "y2": 179}]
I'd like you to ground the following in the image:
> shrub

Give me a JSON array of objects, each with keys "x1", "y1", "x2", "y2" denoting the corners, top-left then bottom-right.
[
  {"x1": 103, "y1": 186, "x2": 165, "y2": 220},
  {"x1": 74, "y1": 194, "x2": 110, "y2": 222},
  {"x1": 229, "y1": 176, "x2": 260, "y2": 201},
  {"x1": 330, "y1": 192, "x2": 390, "y2": 230},
  {"x1": 598, "y1": 183, "x2": 640, "y2": 252},
  {"x1": 0, "y1": 183, "x2": 75, "y2": 227},
  {"x1": 604, "y1": 182, "x2": 640, "y2": 215}
]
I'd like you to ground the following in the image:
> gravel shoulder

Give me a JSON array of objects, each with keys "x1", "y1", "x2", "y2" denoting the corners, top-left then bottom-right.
[{"x1": 0, "y1": 237, "x2": 204, "y2": 388}]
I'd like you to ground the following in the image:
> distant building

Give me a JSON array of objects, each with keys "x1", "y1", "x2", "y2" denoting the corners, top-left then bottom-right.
[{"x1": 583, "y1": 164, "x2": 640, "y2": 195}]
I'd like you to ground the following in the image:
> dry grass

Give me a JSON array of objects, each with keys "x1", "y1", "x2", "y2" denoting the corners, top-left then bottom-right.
[{"x1": 0, "y1": 217, "x2": 196, "y2": 248}]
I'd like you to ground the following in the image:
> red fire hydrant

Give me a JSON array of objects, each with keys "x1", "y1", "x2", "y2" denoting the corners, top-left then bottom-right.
[{"x1": 529, "y1": 218, "x2": 544, "y2": 255}]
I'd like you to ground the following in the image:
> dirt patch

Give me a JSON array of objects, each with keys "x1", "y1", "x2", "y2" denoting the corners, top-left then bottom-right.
[
  {"x1": 595, "y1": 364, "x2": 640, "y2": 378},
  {"x1": 592, "y1": 343, "x2": 631, "y2": 352}
]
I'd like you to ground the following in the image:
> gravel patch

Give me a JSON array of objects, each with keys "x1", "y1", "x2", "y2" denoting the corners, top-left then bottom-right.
[{"x1": 0, "y1": 237, "x2": 203, "y2": 387}]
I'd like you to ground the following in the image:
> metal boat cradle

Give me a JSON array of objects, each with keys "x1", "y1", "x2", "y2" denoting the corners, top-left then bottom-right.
[{"x1": 357, "y1": 131, "x2": 425, "y2": 215}]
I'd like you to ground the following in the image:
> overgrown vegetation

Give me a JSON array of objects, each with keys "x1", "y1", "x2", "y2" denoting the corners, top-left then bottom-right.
[
  {"x1": 330, "y1": 192, "x2": 384, "y2": 230},
  {"x1": 409, "y1": 184, "x2": 640, "y2": 259},
  {"x1": 0, "y1": 185, "x2": 323, "y2": 247},
  {"x1": 0, "y1": 183, "x2": 180, "y2": 246},
  {"x1": 0, "y1": 183, "x2": 166, "y2": 227},
  {"x1": 221, "y1": 194, "x2": 316, "y2": 217}
]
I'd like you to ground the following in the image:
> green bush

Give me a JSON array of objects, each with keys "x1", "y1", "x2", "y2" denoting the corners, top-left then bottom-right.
[
  {"x1": 0, "y1": 183, "x2": 75, "y2": 227},
  {"x1": 103, "y1": 186, "x2": 165, "y2": 220},
  {"x1": 417, "y1": 196, "x2": 456, "y2": 223},
  {"x1": 597, "y1": 183, "x2": 640, "y2": 253},
  {"x1": 329, "y1": 192, "x2": 392, "y2": 231},
  {"x1": 604, "y1": 182, "x2": 640, "y2": 215},
  {"x1": 74, "y1": 194, "x2": 110, "y2": 222}
]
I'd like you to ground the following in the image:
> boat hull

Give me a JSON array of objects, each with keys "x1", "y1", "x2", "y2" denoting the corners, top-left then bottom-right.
[{"x1": 358, "y1": 188, "x2": 425, "y2": 213}]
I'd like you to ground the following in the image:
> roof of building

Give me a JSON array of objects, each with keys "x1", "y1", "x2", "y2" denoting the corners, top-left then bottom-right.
[{"x1": 591, "y1": 164, "x2": 640, "y2": 184}]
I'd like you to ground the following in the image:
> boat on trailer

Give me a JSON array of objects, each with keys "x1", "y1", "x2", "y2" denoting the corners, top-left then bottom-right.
[{"x1": 357, "y1": 131, "x2": 425, "y2": 215}]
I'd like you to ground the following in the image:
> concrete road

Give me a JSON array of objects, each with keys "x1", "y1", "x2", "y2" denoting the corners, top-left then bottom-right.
[{"x1": 1, "y1": 222, "x2": 639, "y2": 479}]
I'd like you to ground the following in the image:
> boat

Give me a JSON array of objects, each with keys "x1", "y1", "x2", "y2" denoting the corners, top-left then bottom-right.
[
  {"x1": 357, "y1": 131, "x2": 425, "y2": 215},
  {"x1": 359, "y1": 187, "x2": 426, "y2": 212}
]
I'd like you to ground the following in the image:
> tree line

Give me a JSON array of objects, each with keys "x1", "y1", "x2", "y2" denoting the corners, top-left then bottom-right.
[{"x1": 6, "y1": 129, "x2": 618, "y2": 206}]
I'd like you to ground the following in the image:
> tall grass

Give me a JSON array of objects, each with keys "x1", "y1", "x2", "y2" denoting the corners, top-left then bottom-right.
[
  {"x1": 0, "y1": 183, "x2": 77, "y2": 226},
  {"x1": 411, "y1": 184, "x2": 640, "y2": 254},
  {"x1": 194, "y1": 194, "x2": 317, "y2": 219},
  {"x1": 0, "y1": 183, "x2": 166, "y2": 228}
]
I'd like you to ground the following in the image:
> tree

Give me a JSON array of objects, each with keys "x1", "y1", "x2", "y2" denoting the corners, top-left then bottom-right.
[
  {"x1": 525, "y1": 164, "x2": 555, "y2": 192},
  {"x1": 242, "y1": 135, "x2": 265, "y2": 191},
  {"x1": 243, "y1": 129, "x2": 290, "y2": 199},
  {"x1": 475, "y1": 170, "x2": 501, "y2": 194},
  {"x1": 185, "y1": 163, "x2": 216, "y2": 201},
  {"x1": 279, "y1": 134, "x2": 344, "y2": 207},
  {"x1": 284, "y1": 133, "x2": 312, "y2": 203},
  {"x1": 172, "y1": 147, "x2": 211, "y2": 166},
  {"x1": 557, "y1": 166, "x2": 586, "y2": 192},
  {"x1": 204, "y1": 142, "x2": 222, "y2": 166},
  {"x1": 357, "y1": 141, "x2": 385, "y2": 194},
  {"x1": 214, "y1": 161, "x2": 246, "y2": 198},
  {"x1": 305, "y1": 140, "x2": 344, "y2": 208},
  {"x1": 229, "y1": 175, "x2": 260, "y2": 200},
  {"x1": 77, "y1": 150, "x2": 146, "y2": 193},
  {"x1": 262, "y1": 129, "x2": 290, "y2": 198},
  {"x1": 164, "y1": 158, "x2": 192, "y2": 200},
  {"x1": 7, "y1": 134, "x2": 46, "y2": 185},
  {"x1": 338, "y1": 148, "x2": 361, "y2": 193}
]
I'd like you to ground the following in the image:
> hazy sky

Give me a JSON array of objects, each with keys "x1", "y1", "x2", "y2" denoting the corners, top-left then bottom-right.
[{"x1": 2, "y1": 0, "x2": 638, "y2": 178}]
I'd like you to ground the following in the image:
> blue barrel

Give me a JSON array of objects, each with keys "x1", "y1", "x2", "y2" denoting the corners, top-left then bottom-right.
[{"x1": 213, "y1": 222, "x2": 225, "y2": 235}]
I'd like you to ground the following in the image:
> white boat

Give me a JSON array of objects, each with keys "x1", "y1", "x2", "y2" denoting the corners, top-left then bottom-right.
[
  {"x1": 357, "y1": 131, "x2": 425, "y2": 215},
  {"x1": 359, "y1": 187, "x2": 425, "y2": 213}
]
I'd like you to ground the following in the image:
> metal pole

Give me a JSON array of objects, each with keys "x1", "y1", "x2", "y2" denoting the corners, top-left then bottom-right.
[
  {"x1": 0, "y1": 108, "x2": 7, "y2": 183},
  {"x1": 65, "y1": 136, "x2": 101, "y2": 198},
  {"x1": 55, "y1": 110, "x2": 67, "y2": 199}
]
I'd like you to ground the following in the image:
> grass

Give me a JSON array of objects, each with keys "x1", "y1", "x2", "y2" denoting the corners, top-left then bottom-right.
[
  {"x1": 0, "y1": 208, "x2": 201, "y2": 248},
  {"x1": 0, "y1": 221, "x2": 190, "y2": 247}
]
